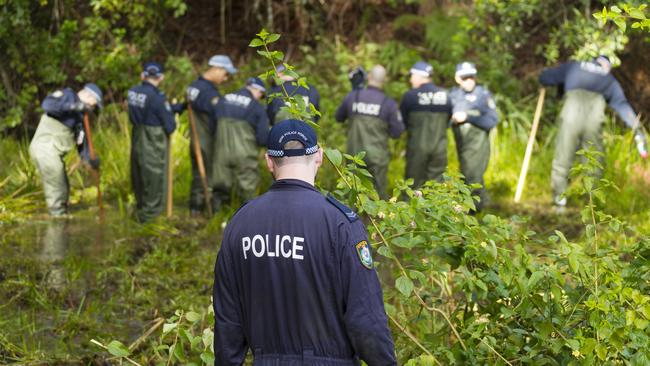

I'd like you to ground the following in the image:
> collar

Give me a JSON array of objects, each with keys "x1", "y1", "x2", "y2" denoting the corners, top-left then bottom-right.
[
  {"x1": 199, "y1": 76, "x2": 220, "y2": 90},
  {"x1": 142, "y1": 80, "x2": 159, "y2": 91},
  {"x1": 367, "y1": 85, "x2": 383, "y2": 92},
  {"x1": 270, "y1": 179, "x2": 319, "y2": 193}
]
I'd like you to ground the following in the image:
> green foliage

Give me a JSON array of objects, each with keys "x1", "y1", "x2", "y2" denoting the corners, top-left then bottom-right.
[
  {"x1": 0, "y1": 0, "x2": 187, "y2": 131},
  {"x1": 595, "y1": 3, "x2": 650, "y2": 32}
]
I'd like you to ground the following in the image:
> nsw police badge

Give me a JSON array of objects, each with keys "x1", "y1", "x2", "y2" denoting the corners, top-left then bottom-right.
[{"x1": 355, "y1": 240, "x2": 373, "y2": 269}]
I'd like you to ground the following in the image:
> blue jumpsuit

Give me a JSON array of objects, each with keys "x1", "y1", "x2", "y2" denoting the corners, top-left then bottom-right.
[
  {"x1": 539, "y1": 60, "x2": 639, "y2": 200},
  {"x1": 267, "y1": 81, "x2": 321, "y2": 125},
  {"x1": 335, "y1": 86, "x2": 405, "y2": 198},
  {"x1": 213, "y1": 179, "x2": 396, "y2": 366},
  {"x1": 127, "y1": 81, "x2": 176, "y2": 222},
  {"x1": 186, "y1": 76, "x2": 222, "y2": 211},
  {"x1": 400, "y1": 82, "x2": 452, "y2": 185},
  {"x1": 29, "y1": 88, "x2": 87, "y2": 215},
  {"x1": 211, "y1": 87, "x2": 270, "y2": 204},
  {"x1": 449, "y1": 85, "x2": 498, "y2": 210}
]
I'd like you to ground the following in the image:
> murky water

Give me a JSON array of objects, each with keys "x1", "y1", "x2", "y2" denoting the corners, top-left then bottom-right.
[{"x1": 0, "y1": 210, "x2": 217, "y2": 362}]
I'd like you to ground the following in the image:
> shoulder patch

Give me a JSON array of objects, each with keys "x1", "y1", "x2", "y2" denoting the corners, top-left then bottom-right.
[
  {"x1": 326, "y1": 193, "x2": 358, "y2": 222},
  {"x1": 355, "y1": 240, "x2": 373, "y2": 269},
  {"x1": 165, "y1": 101, "x2": 172, "y2": 112},
  {"x1": 211, "y1": 96, "x2": 220, "y2": 105},
  {"x1": 487, "y1": 97, "x2": 496, "y2": 110},
  {"x1": 52, "y1": 90, "x2": 64, "y2": 98}
]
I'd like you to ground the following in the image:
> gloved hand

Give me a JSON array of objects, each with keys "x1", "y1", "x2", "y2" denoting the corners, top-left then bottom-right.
[
  {"x1": 349, "y1": 66, "x2": 366, "y2": 91},
  {"x1": 71, "y1": 101, "x2": 93, "y2": 112},
  {"x1": 634, "y1": 129, "x2": 648, "y2": 159},
  {"x1": 171, "y1": 101, "x2": 187, "y2": 114}
]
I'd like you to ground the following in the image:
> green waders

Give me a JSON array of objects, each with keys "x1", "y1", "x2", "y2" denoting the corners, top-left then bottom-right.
[
  {"x1": 274, "y1": 108, "x2": 293, "y2": 124},
  {"x1": 406, "y1": 112, "x2": 449, "y2": 187},
  {"x1": 189, "y1": 111, "x2": 213, "y2": 212},
  {"x1": 452, "y1": 122, "x2": 490, "y2": 210},
  {"x1": 131, "y1": 124, "x2": 168, "y2": 222},
  {"x1": 552, "y1": 89, "x2": 606, "y2": 201},
  {"x1": 347, "y1": 115, "x2": 390, "y2": 198},
  {"x1": 211, "y1": 118, "x2": 259, "y2": 209},
  {"x1": 29, "y1": 114, "x2": 75, "y2": 216}
]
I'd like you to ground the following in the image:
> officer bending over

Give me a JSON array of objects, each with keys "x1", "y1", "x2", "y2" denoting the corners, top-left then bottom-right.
[
  {"x1": 127, "y1": 62, "x2": 178, "y2": 222},
  {"x1": 186, "y1": 55, "x2": 237, "y2": 215},
  {"x1": 211, "y1": 77, "x2": 270, "y2": 209},
  {"x1": 29, "y1": 83, "x2": 103, "y2": 216},
  {"x1": 213, "y1": 119, "x2": 396, "y2": 366},
  {"x1": 539, "y1": 55, "x2": 648, "y2": 210},
  {"x1": 401, "y1": 61, "x2": 452, "y2": 187},
  {"x1": 449, "y1": 62, "x2": 498, "y2": 212},
  {"x1": 267, "y1": 64, "x2": 321, "y2": 125},
  {"x1": 335, "y1": 65, "x2": 405, "y2": 198}
]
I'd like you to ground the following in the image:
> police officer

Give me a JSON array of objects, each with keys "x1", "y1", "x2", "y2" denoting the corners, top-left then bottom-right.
[
  {"x1": 449, "y1": 62, "x2": 498, "y2": 211},
  {"x1": 211, "y1": 77, "x2": 270, "y2": 209},
  {"x1": 29, "y1": 83, "x2": 103, "y2": 216},
  {"x1": 267, "y1": 64, "x2": 321, "y2": 124},
  {"x1": 213, "y1": 119, "x2": 396, "y2": 366},
  {"x1": 401, "y1": 61, "x2": 452, "y2": 187},
  {"x1": 127, "y1": 62, "x2": 178, "y2": 222},
  {"x1": 335, "y1": 65, "x2": 405, "y2": 198},
  {"x1": 186, "y1": 55, "x2": 237, "y2": 215},
  {"x1": 539, "y1": 55, "x2": 648, "y2": 210}
]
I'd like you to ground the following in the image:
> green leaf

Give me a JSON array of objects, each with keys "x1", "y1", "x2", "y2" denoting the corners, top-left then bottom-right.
[
  {"x1": 396, "y1": 275, "x2": 414, "y2": 297},
  {"x1": 527, "y1": 271, "x2": 544, "y2": 291},
  {"x1": 568, "y1": 254, "x2": 579, "y2": 273},
  {"x1": 614, "y1": 17, "x2": 627, "y2": 31},
  {"x1": 107, "y1": 340, "x2": 130, "y2": 357},
  {"x1": 163, "y1": 322, "x2": 177, "y2": 334},
  {"x1": 185, "y1": 311, "x2": 201, "y2": 322},
  {"x1": 201, "y1": 352, "x2": 215, "y2": 365},
  {"x1": 248, "y1": 38, "x2": 264, "y2": 47},
  {"x1": 409, "y1": 270, "x2": 426, "y2": 283},
  {"x1": 266, "y1": 33, "x2": 281, "y2": 43},
  {"x1": 565, "y1": 339, "x2": 580, "y2": 350},
  {"x1": 376, "y1": 245, "x2": 393, "y2": 259},
  {"x1": 325, "y1": 148, "x2": 343, "y2": 167},
  {"x1": 596, "y1": 344, "x2": 608, "y2": 360}
]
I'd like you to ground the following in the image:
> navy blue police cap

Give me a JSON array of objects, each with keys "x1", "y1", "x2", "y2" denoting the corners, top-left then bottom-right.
[
  {"x1": 143, "y1": 61, "x2": 164, "y2": 77},
  {"x1": 455, "y1": 61, "x2": 478, "y2": 78},
  {"x1": 410, "y1": 61, "x2": 433, "y2": 77},
  {"x1": 267, "y1": 119, "x2": 319, "y2": 157},
  {"x1": 83, "y1": 83, "x2": 103, "y2": 108},
  {"x1": 246, "y1": 77, "x2": 266, "y2": 93}
]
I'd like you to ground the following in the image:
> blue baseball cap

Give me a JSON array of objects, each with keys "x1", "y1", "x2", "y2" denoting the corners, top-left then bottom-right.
[
  {"x1": 455, "y1": 62, "x2": 477, "y2": 78},
  {"x1": 267, "y1": 119, "x2": 319, "y2": 157},
  {"x1": 246, "y1": 77, "x2": 266, "y2": 93},
  {"x1": 208, "y1": 55, "x2": 237, "y2": 74},
  {"x1": 410, "y1": 61, "x2": 433, "y2": 77},
  {"x1": 83, "y1": 83, "x2": 103, "y2": 108},
  {"x1": 143, "y1": 61, "x2": 164, "y2": 77}
]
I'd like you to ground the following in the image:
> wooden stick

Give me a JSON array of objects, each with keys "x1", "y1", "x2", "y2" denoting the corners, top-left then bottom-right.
[
  {"x1": 83, "y1": 112, "x2": 104, "y2": 216},
  {"x1": 187, "y1": 104, "x2": 213, "y2": 216},
  {"x1": 514, "y1": 88, "x2": 546, "y2": 203},
  {"x1": 165, "y1": 134, "x2": 174, "y2": 217}
]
